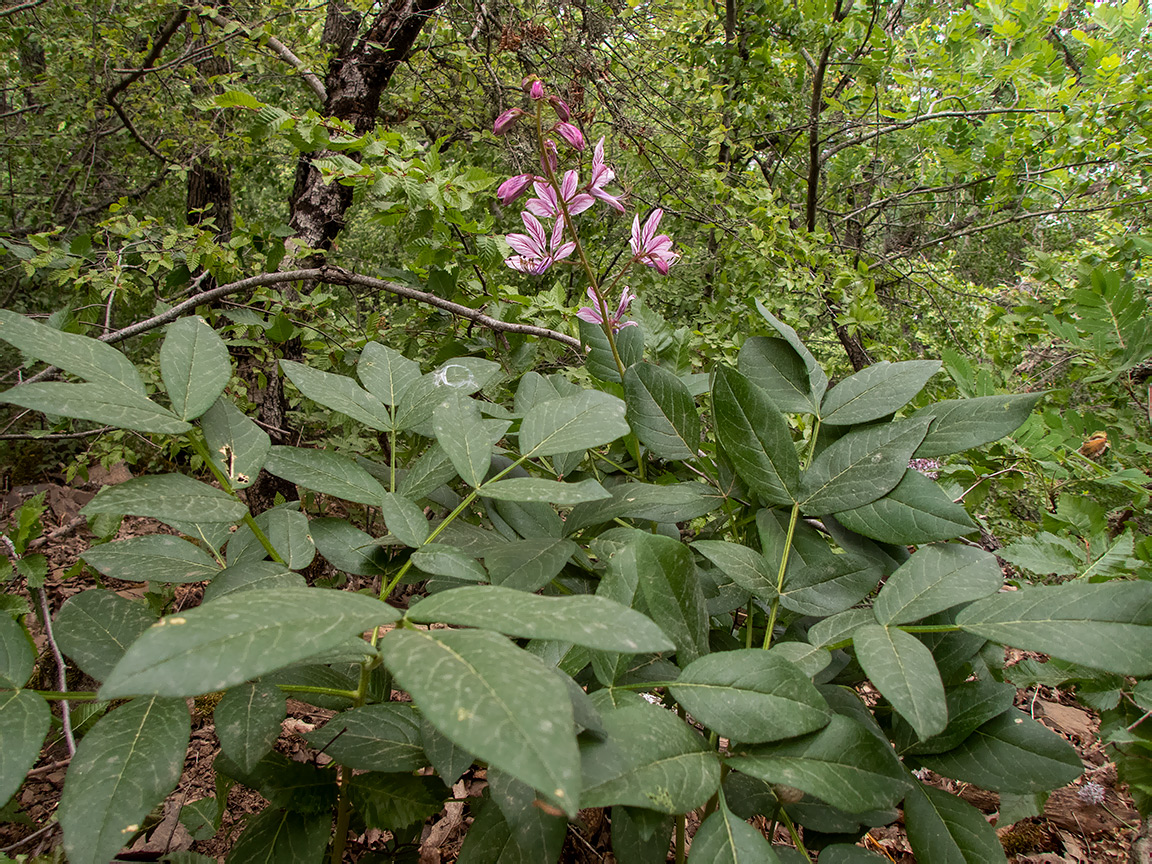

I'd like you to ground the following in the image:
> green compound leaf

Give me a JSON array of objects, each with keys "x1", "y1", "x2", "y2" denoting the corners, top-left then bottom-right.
[
  {"x1": 224, "y1": 807, "x2": 330, "y2": 864},
  {"x1": 202, "y1": 561, "x2": 304, "y2": 604},
  {"x1": 380, "y1": 491, "x2": 430, "y2": 548},
  {"x1": 819, "y1": 361, "x2": 940, "y2": 426},
  {"x1": 669, "y1": 649, "x2": 830, "y2": 743},
  {"x1": 799, "y1": 418, "x2": 930, "y2": 515},
  {"x1": 54, "y1": 589, "x2": 157, "y2": 681},
  {"x1": 853, "y1": 625, "x2": 947, "y2": 740},
  {"x1": 282, "y1": 358, "x2": 393, "y2": 430},
  {"x1": 264, "y1": 446, "x2": 386, "y2": 506},
  {"x1": 565, "y1": 482, "x2": 721, "y2": 533},
  {"x1": 407, "y1": 585, "x2": 674, "y2": 653},
  {"x1": 483, "y1": 538, "x2": 575, "y2": 592},
  {"x1": 201, "y1": 397, "x2": 270, "y2": 490},
  {"x1": 692, "y1": 540, "x2": 777, "y2": 603},
  {"x1": 228, "y1": 506, "x2": 314, "y2": 570},
  {"x1": 380, "y1": 627, "x2": 581, "y2": 817},
  {"x1": 895, "y1": 676, "x2": 1016, "y2": 756},
  {"x1": 754, "y1": 303, "x2": 829, "y2": 403},
  {"x1": 519, "y1": 390, "x2": 630, "y2": 458},
  {"x1": 712, "y1": 365, "x2": 799, "y2": 506},
  {"x1": 0, "y1": 612, "x2": 34, "y2": 686},
  {"x1": 0, "y1": 381, "x2": 191, "y2": 434},
  {"x1": 58, "y1": 697, "x2": 190, "y2": 864},
  {"x1": 433, "y1": 395, "x2": 501, "y2": 488},
  {"x1": 0, "y1": 689, "x2": 49, "y2": 807},
  {"x1": 956, "y1": 581, "x2": 1152, "y2": 676},
  {"x1": 480, "y1": 477, "x2": 611, "y2": 505},
  {"x1": 358, "y1": 341, "x2": 422, "y2": 407},
  {"x1": 633, "y1": 532, "x2": 708, "y2": 665},
  {"x1": 912, "y1": 709, "x2": 1082, "y2": 794},
  {"x1": 214, "y1": 681, "x2": 286, "y2": 774},
  {"x1": 580, "y1": 700, "x2": 720, "y2": 813},
  {"x1": 903, "y1": 781, "x2": 1008, "y2": 864},
  {"x1": 739, "y1": 335, "x2": 818, "y2": 415},
  {"x1": 910, "y1": 393, "x2": 1042, "y2": 458},
  {"x1": 623, "y1": 361, "x2": 701, "y2": 461},
  {"x1": 690, "y1": 799, "x2": 781, "y2": 862},
  {"x1": 309, "y1": 517, "x2": 390, "y2": 576},
  {"x1": 100, "y1": 588, "x2": 399, "y2": 698},
  {"x1": 304, "y1": 703, "x2": 427, "y2": 772},
  {"x1": 728, "y1": 715, "x2": 911, "y2": 814},
  {"x1": 349, "y1": 773, "x2": 444, "y2": 832},
  {"x1": 81, "y1": 535, "x2": 221, "y2": 583},
  {"x1": 160, "y1": 316, "x2": 231, "y2": 421},
  {"x1": 82, "y1": 474, "x2": 248, "y2": 525},
  {"x1": 411, "y1": 546, "x2": 488, "y2": 582},
  {"x1": 833, "y1": 469, "x2": 978, "y2": 545},
  {"x1": 873, "y1": 544, "x2": 1002, "y2": 626}
]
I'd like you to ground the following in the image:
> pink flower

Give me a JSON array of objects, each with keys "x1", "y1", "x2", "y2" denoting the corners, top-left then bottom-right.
[
  {"x1": 505, "y1": 212, "x2": 576, "y2": 274},
  {"x1": 630, "y1": 209, "x2": 680, "y2": 274},
  {"x1": 494, "y1": 108, "x2": 525, "y2": 135},
  {"x1": 525, "y1": 171, "x2": 594, "y2": 219},
  {"x1": 497, "y1": 173, "x2": 537, "y2": 206},
  {"x1": 589, "y1": 137, "x2": 625, "y2": 212},
  {"x1": 555, "y1": 122, "x2": 585, "y2": 151},
  {"x1": 541, "y1": 140, "x2": 559, "y2": 174},
  {"x1": 529, "y1": 79, "x2": 545, "y2": 100},
  {"x1": 549, "y1": 96, "x2": 571, "y2": 122},
  {"x1": 576, "y1": 287, "x2": 639, "y2": 332}
]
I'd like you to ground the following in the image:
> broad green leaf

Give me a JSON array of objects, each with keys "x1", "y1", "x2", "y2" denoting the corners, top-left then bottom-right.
[
  {"x1": 712, "y1": 366, "x2": 799, "y2": 506},
  {"x1": 178, "y1": 798, "x2": 222, "y2": 842},
  {"x1": 799, "y1": 418, "x2": 930, "y2": 515},
  {"x1": 633, "y1": 533, "x2": 708, "y2": 665},
  {"x1": 100, "y1": 587, "x2": 399, "y2": 698},
  {"x1": 728, "y1": 715, "x2": 910, "y2": 813},
  {"x1": 611, "y1": 806, "x2": 675, "y2": 864},
  {"x1": 160, "y1": 317, "x2": 230, "y2": 421},
  {"x1": 358, "y1": 341, "x2": 421, "y2": 406},
  {"x1": 480, "y1": 477, "x2": 611, "y2": 505},
  {"x1": 833, "y1": 470, "x2": 978, "y2": 544},
  {"x1": 282, "y1": 359, "x2": 392, "y2": 430},
  {"x1": 483, "y1": 538, "x2": 575, "y2": 592},
  {"x1": 580, "y1": 701, "x2": 720, "y2": 812},
  {"x1": 392, "y1": 374, "x2": 439, "y2": 434},
  {"x1": 310, "y1": 517, "x2": 390, "y2": 576},
  {"x1": 380, "y1": 491, "x2": 430, "y2": 547},
  {"x1": 82, "y1": 535, "x2": 220, "y2": 583},
  {"x1": 201, "y1": 561, "x2": 304, "y2": 603},
  {"x1": 1, "y1": 382, "x2": 191, "y2": 434},
  {"x1": 911, "y1": 393, "x2": 1042, "y2": 457},
  {"x1": 397, "y1": 443, "x2": 459, "y2": 501},
  {"x1": 303, "y1": 704, "x2": 427, "y2": 771},
  {"x1": 0, "y1": 612, "x2": 34, "y2": 685},
  {"x1": 956, "y1": 581, "x2": 1152, "y2": 675},
  {"x1": 669, "y1": 650, "x2": 830, "y2": 743},
  {"x1": 565, "y1": 482, "x2": 721, "y2": 533},
  {"x1": 0, "y1": 689, "x2": 49, "y2": 807},
  {"x1": 225, "y1": 807, "x2": 330, "y2": 864},
  {"x1": 407, "y1": 585, "x2": 674, "y2": 653},
  {"x1": 903, "y1": 782, "x2": 1008, "y2": 864},
  {"x1": 201, "y1": 397, "x2": 270, "y2": 490},
  {"x1": 998, "y1": 532, "x2": 1084, "y2": 578},
  {"x1": 349, "y1": 773, "x2": 444, "y2": 832},
  {"x1": 82, "y1": 474, "x2": 247, "y2": 525},
  {"x1": 431, "y1": 356, "x2": 502, "y2": 395},
  {"x1": 456, "y1": 769, "x2": 566, "y2": 864},
  {"x1": 768, "y1": 643, "x2": 832, "y2": 679},
  {"x1": 264, "y1": 446, "x2": 386, "y2": 505},
  {"x1": 228, "y1": 506, "x2": 314, "y2": 570},
  {"x1": 519, "y1": 390, "x2": 630, "y2": 457},
  {"x1": 690, "y1": 799, "x2": 780, "y2": 862},
  {"x1": 54, "y1": 589, "x2": 156, "y2": 681},
  {"x1": 58, "y1": 697, "x2": 190, "y2": 864},
  {"x1": 434, "y1": 395, "x2": 501, "y2": 487},
  {"x1": 739, "y1": 335, "x2": 817, "y2": 415},
  {"x1": 754, "y1": 304, "x2": 829, "y2": 402},
  {"x1": 581, "y1": 318, "x2": 643, "y2": 383},
  {"x1": 422, "y1": 717, "x2": 475, "y2": 786},
  {"x1": 692, "y1": 540, "x2": 777, "y2": 602},
  {"x1": 0, "y1": 308, "x2": 145, "y2": 393},
  {"x1": 380, "y1": 628, "x2": 580, "y2": 817},
  {"x1": 853, "y1": 625, "x2": 947, "y2": 740},
  {"x1": 807, "y1": 608, "x2": 875, "y2": 649},
  {"x1": 493, "y1": 495, "x2": 575, "y2": 539},
  {"x1": 912, "y1": 710, "x2": 1082, "y2": 793},
  {"x1": 216, "y1": 750, "x2": 336, "y2": 814},
  {"x1": 623, "y1": 362, "x2": 700, "y2": 460},
  {"x1": 873, "y1": 544, "x2": 1002, "y2": 625},
  {"x1": 215, "y1": 681, "x2": 286, "y2": 774},
  {"x1": 820, "y1": 361, "x2": 940, "y2": 426},
  {"x1": 412, "y1": 546, "x2": 487, "y2": 582},
  {"x1": 896, "y1": 677, "x2": 1016, "y2": 756}
]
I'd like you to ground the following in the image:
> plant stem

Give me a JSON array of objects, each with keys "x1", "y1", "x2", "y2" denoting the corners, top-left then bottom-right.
[
  {"x1": 330, "y1": 764, "x2": 354, "y2": 864},
  {"x1": 762, "y1": 503, "x2": 799, "y2": 650},
  {"x1": 30, "y1": 690, "x2": 100, "y2": 701},
  {"x1": 274, "y1": 685, "x2": 360, "y2": 700},
  {"x1": 780, "y1": 809, "x2": 813, "y2": 862},
  {"x1": 35, "y1": 588, "x2": 75, "y2": 755},
  {"x1": 675, "y1": 812, "x2": 686, "y2": 864}
]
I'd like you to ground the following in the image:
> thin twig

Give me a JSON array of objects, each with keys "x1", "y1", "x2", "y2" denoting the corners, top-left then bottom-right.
[
  {"x1": 0, "y1": 820, "x2": 58, "y2": 853},
  {"x1": 0, "y1": 0, "x2": 48, "y2": 17},
  {"x1": 0, "y1": 426, "x2": 114, "y2": 441},
  {"x1": 35, "y1": 588, "x2": 75, "y2": 756}
]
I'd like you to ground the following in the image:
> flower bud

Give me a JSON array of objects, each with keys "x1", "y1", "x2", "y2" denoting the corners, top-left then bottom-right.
[
  {"x1": 555, "y1": 121, "x2": 585, "y2": 151},
  {"x1": 548, "y1": 95, "x2": 571, "y2": 122},
  {"x1": 496, "y1": 173, "x2": 535, "y2": 205},
  {"x1": 493, "y1": 108, "x2": 525, "y2": 135},
  {"x1": 529, "y1": 79, "x2": 545, "y2": 100},
  {"x1": 540, "y1": 140, "x2": 559, "y2": 174}
]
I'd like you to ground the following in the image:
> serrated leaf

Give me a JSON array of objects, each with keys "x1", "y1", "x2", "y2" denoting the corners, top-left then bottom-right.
[
  {"x1": 998, "y1": 533, "x2": 1083, "y2": 577},
  {"x1": 480, "y1": 477, "x2": 611, "y2": 505},
  {"x1": 358, "y1": 342, "x2": 421, "y2": 406},
  {"x1": 873, "y1": 544, "x2": 1002, "y2": 626},
  {"x1": 483, "y1": 538, "x2": 575, "y2": 592},
  {"x1": 669, "y1": 650, "x2": 830, "y2": 743},
  {"x1": 58, "y1": 697, "x2": 190, "y2": 864},
  {"x1": 833, "y1": 469, "x2": 978, "y2": 544},
  {"x1": 0, "y1": 689, "x2": 49, "y2": 807},
  {"x1": 903, "y1": 782, "x2": 1008, "y2": 864},
  {"x1": 82, "y1": 474, "x2": 247, "y2": 524},
  {"x1": 519, "y1": 391, "x2": 630, "y2": 458},
  {"x1": 712, "y1": 366, "x2": 799, "y2": 506},
  {"x1": 623, "y1": 362, "x2": 700, "y2": 460},
  {"x1": 264, "y1": 446, "x2": 386, "y2": 505},
  {"x1": 799, "y1": 418, "x2": 930, "y2": 515},
  {"x1": 81, "y1": 535, "x2": 220, "y2": 583},
  {"x1": 215, "y1": 681, "x2": 286, "y2": 773},
  {"x1": 407, "y1": 585, "x2": 674, "y2": 653},
  {"x1": 956, "y1": 581, "x2": 1152, "y2": 675},
  {"x1": 690, "y1": 799, "x2": 780, "y2": 862},
  {"x1": 0, "y1": 612, "x2": 34, "y2": 686},
  {"x1": 380, "y1": 491, "x2": 430, "y2": 547},
  {"x1": 380, "y1": 628, "x2": 580, "y2": 817},
  {"x1": 225, "y1": 807, "x2": 330, "y2": 864},
  {"x1": 100, "y1": 587, "x2": 399, "y2": 698},
  {"x1": 201, "y1": 397, "x2": 270, "y2": 490},
  {"x1": 728, "y1": 714, "x2": 910, "y2": 813},
  {"x1": 910, "y1": 393, "x2": 1042, "y2": 457},
  {"x1": 54, "y1": 589, "x2": 157, "y2": 681},
  {"x1": 304, "y1": 704, "x2": 427, "y2": 771},
  {"x1": 1, "y1": 382, "x2": 191, "y2": 433},
  {"x1": 853, "y1": 625, "x2": 947, "y2": 740},
  {"x1": 349, "y1": 773, "x2": 444, "y2": 832},
  {"x1": 820, "y1": 361, "x2": 940, "y2": 426},
  {"x1": 282, "y1": 359, "x2": 393, "y2": 430},
  {"x1": 160, "y1": 317, "x2": 230, "y2": 421},
  {"x1": 739, "y1": 335, "x2": 818, "y2": 415}
]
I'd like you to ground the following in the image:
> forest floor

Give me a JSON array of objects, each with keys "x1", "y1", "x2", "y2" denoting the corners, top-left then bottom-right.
[{"x1": 0, "y1": 476, "x2": 1142, "y2": 863}]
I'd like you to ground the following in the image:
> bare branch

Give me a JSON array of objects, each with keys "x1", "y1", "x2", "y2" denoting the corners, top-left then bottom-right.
[{"x1": 0, "y1": 0, "x2": 49, "y2": 18}]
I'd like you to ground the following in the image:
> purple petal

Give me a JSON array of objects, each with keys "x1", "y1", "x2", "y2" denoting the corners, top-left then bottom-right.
[
  {"x1": 524, "y1": 197, "x2": 558, "y2": 218},
  {"x1": 505, "y1": 255, "x2": 536, "y2": 272},
  {"x1": 630, "y1": 214, "x2": 642, "y2": 253},
  {"x1": 561, "y1": 170, "x2": 579, "y2": 200},
  {"x1": 493, "y1": 108, "x2": 524, "y2": 135},
  {"x1": 641, "y1": 209, "x2": 664, "y2": 246},
  {"x1": 497, "y1": 173, "x2": 535, "y2": 205},
  {"x1": 553, "y1": 241, "x2": 576, "y2": 262},
  {"x1": 591, "y1": 188, "x2": 626, "y2": 212},
  {"x1": 541, "y1": 140, "x2": 559, "y2": 174},
  {"x1": 529, "y1": 79, "x2": 545, "y2": 100},
  {"x1": 555, "y1": 122, "x2": 585, "y2": 151},
  {"x1": 567, "y1": 193, "x2": 596, "y2": 215},
  {"x1": 549, "y1": 96, "x2": 571, "y2": 122},
  {"x1": 575, "y1": 306, "x2": 603, "y2": 324},
  {"x1": 521, "y1": 211, "x2": 547, "y2": 248},
  {"x1": 505, "y1": 233, "x2": 540, "y2": 258}
]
